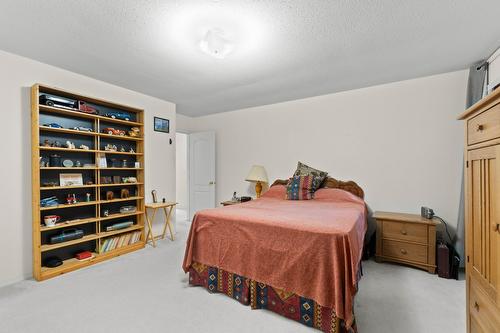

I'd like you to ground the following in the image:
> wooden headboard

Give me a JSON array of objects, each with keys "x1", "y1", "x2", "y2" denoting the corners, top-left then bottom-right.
[{"x1": 271, "y1": 177, "x2": 365, "y2": 199}]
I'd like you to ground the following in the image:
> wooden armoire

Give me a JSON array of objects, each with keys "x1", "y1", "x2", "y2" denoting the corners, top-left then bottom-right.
[{"x1": 459, "y1": 88, "x2": 500, "y2": 332}]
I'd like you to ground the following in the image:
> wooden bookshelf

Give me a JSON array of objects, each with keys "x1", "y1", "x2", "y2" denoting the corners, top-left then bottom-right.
[{"x1": 32, "y1": 84, "x2": 146, "y2": 281}]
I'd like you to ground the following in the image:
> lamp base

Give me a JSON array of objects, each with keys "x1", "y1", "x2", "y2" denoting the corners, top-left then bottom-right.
[{"x1": 255, "y1": 181, "x2": 262, "y2": 198}]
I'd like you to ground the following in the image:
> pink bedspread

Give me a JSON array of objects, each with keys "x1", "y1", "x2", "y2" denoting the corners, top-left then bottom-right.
[{"x1": 182, "y1": 186, "x2": 367, "y2": 329}]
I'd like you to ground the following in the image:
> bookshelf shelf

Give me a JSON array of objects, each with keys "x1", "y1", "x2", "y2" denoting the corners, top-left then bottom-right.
[
  {"x1": 32, "y1": 83, "x2": 145, "y2": 281},
  {"x1": 99, "y1": 211, "x2": 144, "y2": 221},
  {"x1": 40, "y1": 184, "x2": 97, "y2": 191},
  {"x1": 39, "y1": 146, "x2": 98, "y2": 153},
  {"x1": 99, "y1": 133, "x2": 144, "y2": 141},
  {"x1": 40, "y1": 234, "x2": 100, "y2": 252},
  {"x1": 40, "y1": 201, "x2": 98, "y2": 211},
  {"x1": 100, "y1": 196, "x2": 143, "y2": 204},
  {"x1": 39, "y1": 126, "x2": 97, "y2": 137},
  {"x1": 98, "y1": 183, "x2": 143, "y2": 187},
  {"x1": 40, "y1": 217, "x2": 99, "y2": 232},
  {"x1": 99, "y1": 225, "x2": 143, "y2": 238},
  {"x1": 39, "y1": 242, "x2": 143, "y2": 279}
]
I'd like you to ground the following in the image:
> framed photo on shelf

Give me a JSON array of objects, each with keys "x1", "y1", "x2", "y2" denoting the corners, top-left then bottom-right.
[
  {"x1": 154, "y1": 117, "x2": 169, "y2": 133},
  {"x1": 60, "y1": 173, "x2": 83, "y2": 186},
  {"x1": 98, "y1": 153, "x2": 107, "y2": 168}
]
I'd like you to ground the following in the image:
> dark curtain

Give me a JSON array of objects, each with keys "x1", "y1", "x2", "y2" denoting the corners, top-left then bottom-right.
[{"x1": 456, "y1": 61, "x2": 487, "y2": 266}]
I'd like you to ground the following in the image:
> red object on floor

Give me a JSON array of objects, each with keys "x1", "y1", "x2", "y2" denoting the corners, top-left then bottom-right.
[{"x1": 75, "y1": 251, "x2": 92, "y2": 260}]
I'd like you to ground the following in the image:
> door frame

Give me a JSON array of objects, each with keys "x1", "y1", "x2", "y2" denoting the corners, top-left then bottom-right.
[{"x1": 176, "y1": 130, "x2": 190, "y2": 222}]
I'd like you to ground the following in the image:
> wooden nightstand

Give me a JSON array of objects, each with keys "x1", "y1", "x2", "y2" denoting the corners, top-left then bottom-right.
[{"x1": 374, "y1": 211, "x2": 440, "y2": 273}]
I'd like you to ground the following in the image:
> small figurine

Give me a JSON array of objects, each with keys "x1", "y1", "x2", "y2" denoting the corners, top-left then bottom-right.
[
  {"x1": 120, "y1": 146, "x2": 125, "y2": 152},
  {"x1": 122, "y1": 177, "x2": 137, "y2": 183},
  {"x1": 65, "y1": 140, "x2": 76, "y2": 149},
  {"x1": 129, "y1": 148, "x2": 135, "y2": 153},
  {"x1": 104, "y1": 144, "x2": 117, "y2": 152},
  {"x1": 79, "y1": 144, "x2": 90, "y2": 150},
  {"x1": 103, "y1": 209, "x2": 109, "y2": 217},
  {"x1": 120, "y1": 188, "x2": 130, "y2": 199},
  {"x1": 75, "y1": 160, "x2": 82, "y2": 167},
  {"x1": 122, "y1": 159, "x2": 127, "y2": 168},
  {"x1": 102, "y1": 127, "x2": 125, "y2": 136},
  {"x1": 106, "y1": 191, "x2": 114, "y2": 200},
  {"x1": 43, "y1": 139, "x2": 51, "y2": 147},
  {"x1": 66, "y1": 194, "x2": 77, "y2": 204},
  {"x1": 128, "y1": 127, "x2": 140, "y2": 137},
  {"x1": 85, "y1": 193, "x2": 91, "y2": 202},
  {"x1": 162, "y1": 198, "x2": 166, "y2": 203},
  {"x1": 54, "y1": 141, "x2": 62, "y2": 148}
]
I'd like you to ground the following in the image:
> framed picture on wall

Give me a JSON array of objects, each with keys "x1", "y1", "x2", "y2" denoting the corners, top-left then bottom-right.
[{"x1": 154, "y1": 117, "x2": 170, "y2": 133}]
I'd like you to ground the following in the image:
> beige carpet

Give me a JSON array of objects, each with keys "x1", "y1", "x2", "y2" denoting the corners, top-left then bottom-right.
[{"x1": 0, "y1": 220, "x2": 465, "y2": 333}]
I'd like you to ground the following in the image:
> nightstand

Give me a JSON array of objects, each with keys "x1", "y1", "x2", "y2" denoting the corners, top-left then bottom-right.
[{"x1": 374, "y1": 211, "x2": 440, "y2": 273}]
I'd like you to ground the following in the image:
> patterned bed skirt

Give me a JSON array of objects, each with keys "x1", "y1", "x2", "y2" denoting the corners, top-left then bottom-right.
[{"x1": 188, "y1": 262, "x2": 356, "y2": 333}]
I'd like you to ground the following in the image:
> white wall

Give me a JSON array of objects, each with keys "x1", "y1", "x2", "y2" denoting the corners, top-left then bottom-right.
[
  {"x1": 182, "y1": 70, "x2": 468, "y2": 234},
  {"x1": 175, "y1": 133, "x2": 188, "y2": 210},
  {"x1": 0, "y1": 50, "x2": 176, "y2": 287}
]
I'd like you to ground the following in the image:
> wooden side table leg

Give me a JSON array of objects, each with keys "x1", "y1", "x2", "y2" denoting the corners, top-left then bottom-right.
[
  {"x1": 162, "y1": 206, "x2": 175, "y2": 241},
  {"x1": 145, "y1": 208, "x2": 157, "y2": 247}
]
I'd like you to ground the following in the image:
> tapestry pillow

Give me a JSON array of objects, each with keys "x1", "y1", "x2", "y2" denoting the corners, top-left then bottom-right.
[
  {"x1": 286, "y1": 175, "x2": 318, "y2": 200},
  {"x1": 293, "y1": 161, "x2": 328, "y2": 191}
]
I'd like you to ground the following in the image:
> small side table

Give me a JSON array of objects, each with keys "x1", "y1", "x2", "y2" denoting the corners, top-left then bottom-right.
[
  {"x1": 145, "y1": 202, "x2": 177, "y2": 247},
  {"x1": 374, "y1": 211, "x2": 439, "y2": 273}
]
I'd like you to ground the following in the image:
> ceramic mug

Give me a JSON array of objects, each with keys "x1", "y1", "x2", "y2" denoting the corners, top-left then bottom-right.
[{"x1": 44, "y1": 215, "x2": 61, "y2": 227}]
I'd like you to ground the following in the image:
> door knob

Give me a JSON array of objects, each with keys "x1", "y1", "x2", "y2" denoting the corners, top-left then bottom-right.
[
  {"x1": 401, "y1": 230, "x2": 407, "y2": 235},
  {"x1": 494, "y1": 223, "x2": 500, "y2": 232},
  {"x1": 476, "y1": 124, "x2": 484, "y2": 132},
  {"x1": 474, "y1": 301, "x2": 480, "y2": 311},
  {"x1": 400, "y1": 249, "x2": 407, "y2": 255}
]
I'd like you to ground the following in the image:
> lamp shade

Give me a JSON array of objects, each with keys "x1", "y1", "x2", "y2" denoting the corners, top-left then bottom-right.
[{"x1": 245, "y1": 165, "x2": 268, "y2": 183}]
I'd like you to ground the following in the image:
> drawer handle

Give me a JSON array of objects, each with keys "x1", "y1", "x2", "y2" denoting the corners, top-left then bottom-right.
[
  {"x1": 474, "y1": 301, "x2": 480, "y2": 311},
  {"x1": 400, "y1": 230, "x2": 407, "y2": 235},
  {"x1": 400, "y1": 248, "x2": 407, "y2": 255},
  {"x1": 476, "y1": 124, "x2": 484, "y2": 132}
]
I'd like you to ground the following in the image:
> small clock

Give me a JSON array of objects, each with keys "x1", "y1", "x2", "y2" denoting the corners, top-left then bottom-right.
[{"x1": 62, "y1": 159, "x2": 74, "y2": 167}]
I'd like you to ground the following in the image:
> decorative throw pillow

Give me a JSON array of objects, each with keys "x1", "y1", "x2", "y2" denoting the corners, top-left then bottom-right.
[
  {"x1": 286, "y1": 175, "x2": 318, "y2": 200},
  {"x1": 293, "y1": 161, "x2": 328, "y2": 191}
]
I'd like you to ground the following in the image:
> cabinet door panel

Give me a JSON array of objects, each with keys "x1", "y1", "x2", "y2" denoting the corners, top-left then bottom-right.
[{"x1": 467, "y1": 146, "x2": 500, "y2": 305}]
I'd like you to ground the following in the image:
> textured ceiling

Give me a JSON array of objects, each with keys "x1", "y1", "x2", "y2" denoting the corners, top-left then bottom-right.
[{"x1": 0, "y1": 0, "x2": 499, "y2": 116}]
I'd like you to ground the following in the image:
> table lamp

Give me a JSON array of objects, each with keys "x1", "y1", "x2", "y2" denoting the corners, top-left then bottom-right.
[{"x1": 245, "y1": 165, "x2": 268, "y2": 198}]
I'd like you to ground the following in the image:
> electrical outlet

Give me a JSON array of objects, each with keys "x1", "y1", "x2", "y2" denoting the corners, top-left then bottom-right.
[{"x1": 421, "y1": 206, "x2": 434, "y2": 219}]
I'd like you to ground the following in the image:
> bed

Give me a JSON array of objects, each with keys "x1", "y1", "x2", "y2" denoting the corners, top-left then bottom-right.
[{"x1": 182, "y1": 177, "x2": 366, "y2": 333}]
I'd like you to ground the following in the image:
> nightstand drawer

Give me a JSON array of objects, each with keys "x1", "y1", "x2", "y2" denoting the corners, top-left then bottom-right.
[
  {"x1": 382, "y1": 220, "x2": 427, "y2": 243},
  {"x1": 382, "y1": 239, "x2": 427, "y2": 263}
]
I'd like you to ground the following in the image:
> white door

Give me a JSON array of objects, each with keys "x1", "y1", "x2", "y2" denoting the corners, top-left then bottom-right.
[{"x1": 189, "y1": 131, "x2": 216, "y2": 220}]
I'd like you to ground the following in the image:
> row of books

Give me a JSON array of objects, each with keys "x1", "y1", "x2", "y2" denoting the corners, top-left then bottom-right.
[{"x1": 100, "y1": 231, "x2": 141, "y2": 253}]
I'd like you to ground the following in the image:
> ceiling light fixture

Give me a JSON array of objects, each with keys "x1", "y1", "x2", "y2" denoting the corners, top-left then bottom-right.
[{"x1": 199, "y1": 28, "x2": 234, "y2": 59}]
